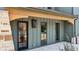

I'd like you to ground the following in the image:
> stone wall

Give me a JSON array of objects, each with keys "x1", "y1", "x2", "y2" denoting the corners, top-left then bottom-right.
[{"x1": 0, "y1": 10, "x2": 14, "y2": 51}]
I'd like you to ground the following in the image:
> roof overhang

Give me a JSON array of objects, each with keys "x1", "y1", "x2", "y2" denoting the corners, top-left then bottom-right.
[
  {"x1": 26, "y1": 7, "x2": 75, "y2": 18},
  {"x1": 5, "y1": 7, "x2": 76, "y2": 24}
]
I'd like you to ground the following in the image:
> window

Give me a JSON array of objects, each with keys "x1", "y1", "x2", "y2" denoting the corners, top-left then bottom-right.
[
  {"x1": 41, "y1": 22, "x2": 47, "y2": 33},
  {"x1": 41, "y1": 22, "x2": 47, "y2": 46},
  {"x1": 47, "y1": 7, "x2": 52, "y2": 9},
  {"x1": 56, "y1": 23, "x2": 60, "y2": 42}
]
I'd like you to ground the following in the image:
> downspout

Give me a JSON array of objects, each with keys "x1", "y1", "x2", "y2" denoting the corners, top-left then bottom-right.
[{"x1": 74, "y1": 15, "x2": 78, "y2": 44}]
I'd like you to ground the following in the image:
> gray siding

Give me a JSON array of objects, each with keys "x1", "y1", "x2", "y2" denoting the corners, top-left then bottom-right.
[
  {"x1": 10, "y1": 18, "x2": 65, "y2": 50},
  {"x1": 73, "y1": 7, "x2": 79, "y2": 36},
  {"x1": 76, "y1": 19, "x2": 79, "y2": 36},
  {"x1": 0, "y1": 7, "x2": 5, "y2": 10},
  {"x1": 36, "y1": 7, "x2": 55, "y2": 10},
  {"x1": 55, "y1": 7, "x2": 73, "y2": 14},
  {"x1": 10, "y1": 21, "x2": 18, "y2": 50},
  {"x1": 64, "y1": 21, "x2": 73, "y2": 41},
  {"x1": 35, "y1": 7, "x2": 73, "y2": 15}
]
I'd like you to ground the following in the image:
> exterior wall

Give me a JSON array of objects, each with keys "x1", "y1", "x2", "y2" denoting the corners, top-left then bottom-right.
[
  {"x1": 36, "y1": 7, "x2": 55, "y2": 11},
  {"x1": 36, "y1": 7, "x2": 73, "y2": 15},
  {"x1": 55, "y1": 7, "x2": 73, "y2": 15},
  {"x1": 0, "y1": 7, "x2": 5, "y2": 10},
  {"x1": 73, "y1": 7, "x2": 79, "y2": 36},
  {"x1": 54, "y1": 7, "x2": 79, "y2": 38},
  {"x1": 0, "y1": 7, "x2": 74, "y2": 50},
  {"x1": 64, "y1": 21, "x2": 73, "y2": 41},
  {"x1": 10, "y1": 21, "x2": 18, "y2": 50},
  {"x1": 10, "y1": 17, "x2": 65, "y2": 50}
]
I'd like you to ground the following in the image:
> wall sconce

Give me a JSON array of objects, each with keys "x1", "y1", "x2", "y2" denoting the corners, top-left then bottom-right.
[{"x1": 31, "y1": 19, "x2": 37, "y2": 28}]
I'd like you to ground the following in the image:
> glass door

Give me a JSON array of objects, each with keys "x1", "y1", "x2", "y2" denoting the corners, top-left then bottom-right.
[
  {"x1": 17, "y1": 21, "x2": 28, "y2": 50},
  {"x1": 41, "y1": 22, "x2": 47, "y2": 46}
]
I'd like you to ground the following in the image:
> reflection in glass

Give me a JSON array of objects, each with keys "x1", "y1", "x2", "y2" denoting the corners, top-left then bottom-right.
[
  {"x1": 18, "y1": 22, "x2": 27, "y2": 48},
  {"x1": 41, "y1": 22, "x2": 47, "y2": 46}
]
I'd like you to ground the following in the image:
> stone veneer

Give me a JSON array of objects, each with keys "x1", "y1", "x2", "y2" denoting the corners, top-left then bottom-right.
[{"x1": 0, "y1": 10, "x2": 14, "y2": 51}]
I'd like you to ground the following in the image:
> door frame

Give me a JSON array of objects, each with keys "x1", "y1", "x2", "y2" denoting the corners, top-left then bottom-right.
[{"x1": 17, "y1": 21, "x2": 28, "y2": 50}]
